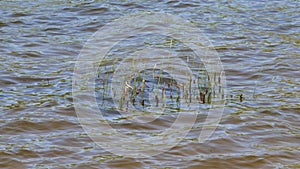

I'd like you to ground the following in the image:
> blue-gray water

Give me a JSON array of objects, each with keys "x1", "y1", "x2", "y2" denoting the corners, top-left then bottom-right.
[{"x1": 0, "y1": 0, "x2": 299, "y2": 168}]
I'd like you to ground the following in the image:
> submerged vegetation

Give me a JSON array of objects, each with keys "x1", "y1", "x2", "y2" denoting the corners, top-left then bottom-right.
[
  {"x1": 95, "y1": 60, "x2": 244, "y2": 114},
  {"x1": 95, "y1": 36, "x2": 245, "y2": 114}
]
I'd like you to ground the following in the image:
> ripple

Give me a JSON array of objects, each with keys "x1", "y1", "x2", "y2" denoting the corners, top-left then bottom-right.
[{"x1": 0, "y1": 0, "x2": 299, "y2": 168}]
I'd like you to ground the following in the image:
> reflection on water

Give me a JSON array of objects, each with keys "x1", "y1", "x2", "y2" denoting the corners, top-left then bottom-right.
[{"x1": 0, "y1": 0, "x2": 299, "y2": 168}]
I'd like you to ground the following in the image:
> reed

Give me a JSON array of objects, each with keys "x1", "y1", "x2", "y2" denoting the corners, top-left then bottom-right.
[
  {"x1": 118, "y1": 81, "x2": 125, "y2": 110},
  {"x1": 155, "y1": 93, "x2": 159, "y2": 107},
  {"x1": 239, "y1": 94, "x2": 243, "y2": 102},
  {"x1": 207, "y1": 92, "x2": 211, "y2": 104},
  {"x1": 152, "y1": 64, "x2": 156, "y2": 79},
  {"x1": 141, "y1": 99, "x2": 145, "y2": 107},
  {"x1": 189, "y1": 76, "x2": 192, "y2": 103},
  {"x1": 105, "y1": 69, "x2": 110, "y2": 96}
]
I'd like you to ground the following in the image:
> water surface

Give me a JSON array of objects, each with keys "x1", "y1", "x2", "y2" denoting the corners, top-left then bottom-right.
[{"x1": 0, "y1": 0, "x2": 299, "y2": 168}]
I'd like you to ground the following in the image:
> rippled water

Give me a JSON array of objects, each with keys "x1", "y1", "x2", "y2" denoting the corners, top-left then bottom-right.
[{"x1": 1, "y1": 0, "x2": 299, "y2": 168}]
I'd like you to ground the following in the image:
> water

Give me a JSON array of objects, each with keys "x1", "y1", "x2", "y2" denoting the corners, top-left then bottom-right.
[{"x1": 1, "y1": 0, "x2": 299, "y2": 168}]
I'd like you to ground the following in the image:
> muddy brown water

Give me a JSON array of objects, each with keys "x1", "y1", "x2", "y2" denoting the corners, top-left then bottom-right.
[{"x1": 0, "y1": 0, "x2": 299, "y2": 168}]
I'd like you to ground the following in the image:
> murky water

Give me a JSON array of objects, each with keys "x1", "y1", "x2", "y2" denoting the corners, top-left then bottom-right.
[{"x1": 1, "y1": 0, "x2": 299, "y2": 168}]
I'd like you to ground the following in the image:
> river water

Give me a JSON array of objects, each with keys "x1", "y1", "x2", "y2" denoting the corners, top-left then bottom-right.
[{"x1": 0, "y1": 0, "x2": 299, "y2": 168}]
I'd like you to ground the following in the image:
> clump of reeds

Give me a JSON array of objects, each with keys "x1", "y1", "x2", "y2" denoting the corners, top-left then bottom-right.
[{"x1": 97, "y1": 55, "x2": 231, "y2": 112}]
